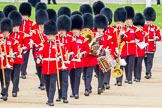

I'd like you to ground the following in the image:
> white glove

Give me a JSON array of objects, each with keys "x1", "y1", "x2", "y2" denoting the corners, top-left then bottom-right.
[
  {"x1": 135, "y1": 39, "x2": 140, "y2": 44},
  {"x1": 154, "y1": 36, "x2": 159, "y2": 41},
  {"x1": 36, "y1": 58, "x2": 41, "y2": 64}
]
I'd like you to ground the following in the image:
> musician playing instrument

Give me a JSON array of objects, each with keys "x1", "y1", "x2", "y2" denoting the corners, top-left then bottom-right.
[
  {"x1": 19, "y1": 2, "x2": 34, "y2": 79},
  {"x1": 93, "y1": 14, "x2": 111, "y2": 95},
  {"x1": 82, "y1": 13, "x2": 96, "y2": 96},
  {"x1": 31, "y1": 9, "x2": 48, "y2": 90},
  {"x1": 113, "y1": 7, "x2": 129, "y2": 86},
  {"x1": 124, "y1": 6, "x2": 136, "y2": 84},
  {"x1": 9, "y1": 11, "x2": 31, "y2": 97},
  {"x1": 36, "y1": 20, "x2": 58, "y2": 106},
  {"x1": 100, "y1": 7, "x2": 118, "y2": 90},
  {"x1": 55, "y1": 15, "x2": 73, "y2": 103},
  {"x1": 0, "y1": 18, "x2": 16, "y2": 101},
  {"x1": 70, "y1": 14, "x2": 90, "y2": 99},
  {"x1": 143, "y1": 7, "x2": 161, "y2": 79},
  {"x1": 133, "y1": 13, "x2": 146, "y2": 82}
]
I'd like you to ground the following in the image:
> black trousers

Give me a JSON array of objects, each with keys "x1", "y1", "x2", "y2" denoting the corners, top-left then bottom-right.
[
  {"x1": 21, "y1": 50, "x2": 30, "y2": 76},
  {"x1": 44, "y1": 74, "x2": 57, "y2": 103},
  {"x1": 103, "y1": 70, "x2": 111, "y2": 85},
  {"x1": 125, "y1": 55, "x2": 135, "y2": 81},
  {"x1": 57, "y1": 70, "x2": 70, "y2": 100},
  {"x1": 134, "y1": 57, "x2": 144, "y2": 80},
  {"x1": 0, "y1": 69, "x2": 12, "y2": 96},
  {"x1": 116, "y1": 57, "x2": 126, "y2": 83},
  {"x1": 37, "y1": 66, "x2": 44, "y2": 86},
  {"x1": 70, "y1": 68, "x2": 82, "y2": 96},
  {"x1": 84, "y1": 66, "x2": 94, "y2": 91},
  {"x1": 48, "y1": 0, "x2": 57, "y2": 4},
  {"x1": 144, "y1": 53, "x2": 155, "y2": 76},
  {"x1": 11, "y1": 64, "x2": 21, "y2": 93}
]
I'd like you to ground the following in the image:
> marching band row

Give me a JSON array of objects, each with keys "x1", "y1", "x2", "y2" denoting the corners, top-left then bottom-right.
[{"x1": 0, "y1": 1, "x2": 161, "y2": 106}]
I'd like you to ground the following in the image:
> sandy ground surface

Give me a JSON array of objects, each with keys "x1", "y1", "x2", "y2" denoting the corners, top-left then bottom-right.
[{"x1": 0, "y1": 40, "x2": 162, "y2": 108}]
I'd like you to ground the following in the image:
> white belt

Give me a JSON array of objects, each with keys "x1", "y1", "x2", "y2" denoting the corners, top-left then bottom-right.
[
  {"x1": 126, "y1": 40, "x2": 135, "y2": 43},
  {"x1": 43, "y1": 58, "x2": 57, "y2": 61},
  {"x1": 148, "y1": 39, "x2": 154, "y2": 41}
]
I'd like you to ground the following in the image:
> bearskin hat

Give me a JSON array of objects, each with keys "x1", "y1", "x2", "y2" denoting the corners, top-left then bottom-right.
[
  {"x1": 36, "y1": 9, "x2": 49, "y2": 25},
  {"x1": 3, "y1": 5, "x2": 17, "y2": 17},
  {"x1": 57, "y1": 15, "x2": 71, "y2": 31},
  {"x1": 19, "y1": 2, "x2": 32, "y2": 17},
  {"x1": 8, "y1": 10, "x2": 22, "y2": 27},
  {"x1": 125, "y1": 6, "x2": 135, "y2": 20},
  {"x1": 44, "y1": 20, "x2": 57, "y2": 35},
  {"x1": 83, "y1": 13, "x2": 93, "y2": 29},
  {"x1": 0, "y1": 11, "x2": 5, "y2": 22},
  {"x1": 0, "y1": 18, "x2": 13, "y2": 33},
  {"x1": 80, "y1": 4, "x2": 93, "y2": 14},
  {"x1": 35, "y1": 2, "x2": 47, "y2": 12},
  {"x1": 71, "y1": 11, "x2": 82, "y2": 16},
  {"x1": 114, "y1": 7, "x2": 127, "y2": 22},
  {"x1": 47, "y1": 9, "x2": 57, "y2": 22},
  {"x1": 133, "y1": 13, "x2": 145, "y2": 26},
  {"x1": 100, "y1": 8, "x2": 113, "y2": 25},
  {"x1": 93, "y1": 1, "x2": 105, "y2": 15},
  {"x1": 143, "y1": 7, "x2": 156, "y2": 21},
  {"x1": 71, "y1": 14, "x2": 84, "y2": 30},
  {"x1": 58, "y1": 7, "x2": 71, "y2": 17},
  {"x1": 94, "y1": 14, "x2": 108, "y2": 29}
]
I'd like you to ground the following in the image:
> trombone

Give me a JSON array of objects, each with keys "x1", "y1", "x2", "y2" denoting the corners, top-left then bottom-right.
[
  {"x1": 57, "y1": 36, "x2": 67, "y2": 70},
  {"x1": 54, "y1": 39, "x2": 60, "y2": 90},
  {"x1": 0, "y1": 46, "x2": 6, "y2": 88}
]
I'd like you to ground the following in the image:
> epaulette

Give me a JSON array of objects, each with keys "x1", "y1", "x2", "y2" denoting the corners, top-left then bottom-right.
[{"x1": 32, "y1": 21, "x2": 36, "y2": 26}]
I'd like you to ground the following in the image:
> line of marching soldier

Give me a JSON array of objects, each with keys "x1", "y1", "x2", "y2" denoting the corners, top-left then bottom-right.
[{"x1": 0, "y1": 1, "x2": 161, "y2": 106}]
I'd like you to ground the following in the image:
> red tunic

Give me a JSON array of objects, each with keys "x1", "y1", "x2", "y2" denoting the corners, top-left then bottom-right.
[
  {"x1": 0, "y1": 36, "x2": 16, "y2": 69},
  {"x1": 37, "y1": 40, "x2": 58, "y2": 75},
  {"x1": 57, "y1": 34, "x2": 73, "y2": 70},
  {"x1": 135, "y1": 29, "x2": 146, "y2": 57},
  {"x1": 143, "y1": 24, "x2": 161, "y2": 52},
  {"x1": 71, "y1": 35, "x2": 90, "y2": 69},
  {"x1": 113, "y1": 26, "x2": 130, "y2": 57}
]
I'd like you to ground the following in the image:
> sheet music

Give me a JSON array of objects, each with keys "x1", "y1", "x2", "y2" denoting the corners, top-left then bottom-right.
[{"x1": 137, "y1": 42, "x2": 148, "y2": 50}]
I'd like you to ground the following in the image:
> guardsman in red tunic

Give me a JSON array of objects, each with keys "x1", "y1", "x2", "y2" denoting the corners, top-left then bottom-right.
[
  {"x1": 55, "y1": 15, "x2": 72, "y2": 103},
  {"x1": 133, "y1": 13, "x2": 146, "y2": 82},
  {"x1": 113, "y1": 8, "x2": 129, "y2": 86},
  {"x1": 36, "y1": 20, "x2": 58, "y2": 106},
  {"x1": 70, "y1": 14, "x2": 90, "y2": 99},
  {"x1": 100, "y1": 7, "x2": 118, "y2": 90},
  {"x1": 82, "y1": 13, "x2": 96, "y2": 96},
  {"x1": 31, "y1": 9, "x2": 48, "y2": 90},
  {"x1": 124, "y1": 6, "x2": 136, "y2": 84},
  {"x1": 0, "y1": 18, "x2": 16, "y2": 101},
  {"x1": 19, "y1": 2, "x2": 33, "y2": 78},
  {"x1": 93, "y1": 14, "x2": 110, "y2": 95},
  {"x1": 9, "y1": 11, "x2": 30, "y2": 97},
  {"x1": 143, "y1": 7, "x2": 161, "y2": 79}
]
